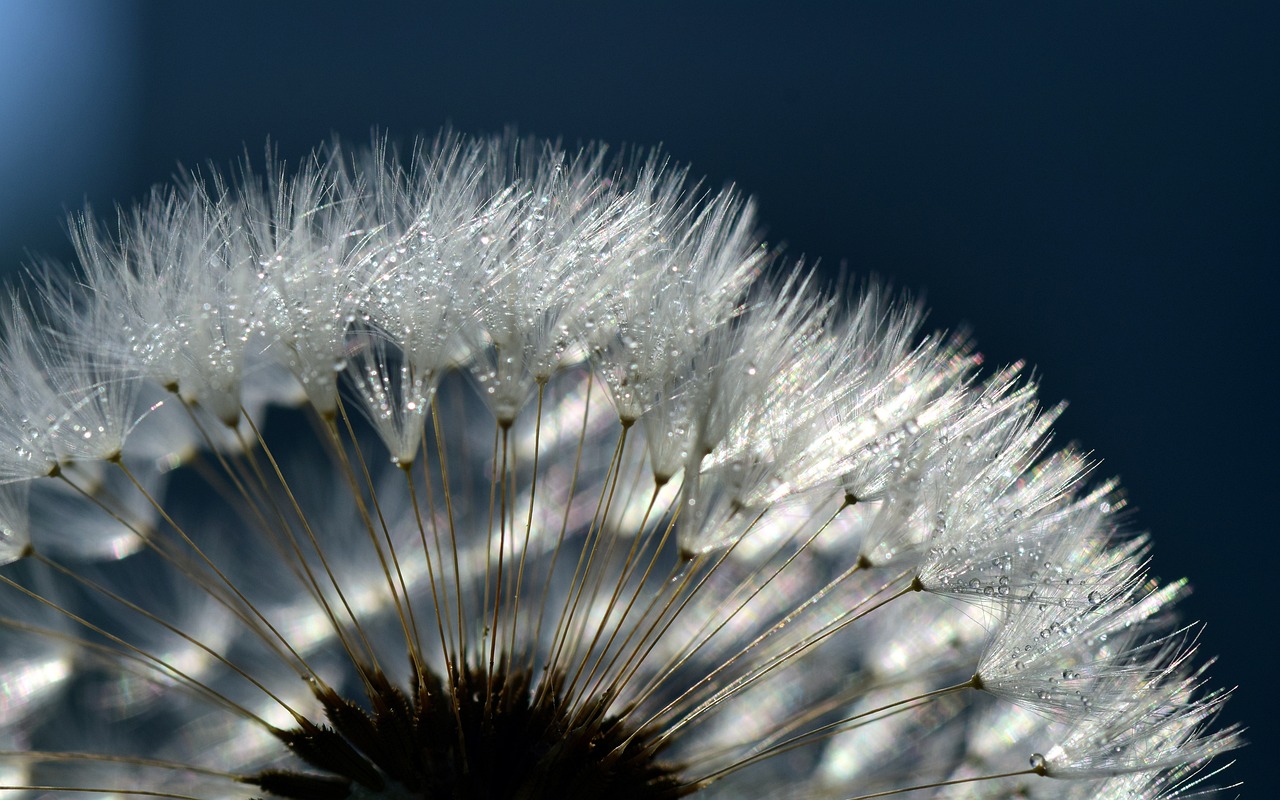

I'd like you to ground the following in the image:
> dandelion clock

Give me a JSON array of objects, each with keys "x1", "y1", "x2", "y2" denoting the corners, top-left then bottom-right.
[{"x1": 0, "y1": 133, "x2": 1241, "y2": 799}]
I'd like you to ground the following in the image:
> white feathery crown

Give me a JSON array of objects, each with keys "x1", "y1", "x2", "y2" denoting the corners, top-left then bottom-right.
[{"x1": 0, "y1": 132, "x2": 1241, "y2": 799}]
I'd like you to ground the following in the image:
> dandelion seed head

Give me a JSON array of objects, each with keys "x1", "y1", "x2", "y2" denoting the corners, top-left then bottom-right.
[{"x1": 0, "y1": 132, "x2": 1241, "y2": 799}]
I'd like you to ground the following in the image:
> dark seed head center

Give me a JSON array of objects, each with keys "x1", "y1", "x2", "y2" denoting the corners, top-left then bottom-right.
[{"x1": 247, "y1": 661, "x2": 692, "y2": 800}]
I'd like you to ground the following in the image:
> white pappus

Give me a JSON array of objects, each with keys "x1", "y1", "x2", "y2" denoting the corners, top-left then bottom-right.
[{"x1": 0, "y1": 132, "x2": 1241, "y2": 800}]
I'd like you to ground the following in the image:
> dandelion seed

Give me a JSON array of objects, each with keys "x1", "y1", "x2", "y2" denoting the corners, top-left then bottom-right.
[{"x1": 0, "y1": 133, "x2": 1241, "y2": 799}]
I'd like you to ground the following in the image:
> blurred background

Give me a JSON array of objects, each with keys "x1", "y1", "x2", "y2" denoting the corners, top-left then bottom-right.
[{"x1": 1, "y1": 1, "x2": 1274, "y2": 789}]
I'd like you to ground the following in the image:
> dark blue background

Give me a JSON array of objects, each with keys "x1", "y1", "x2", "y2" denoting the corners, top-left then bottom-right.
[{"x1": 1, "y1": 2, "x2": 1273, "y2": 790}]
